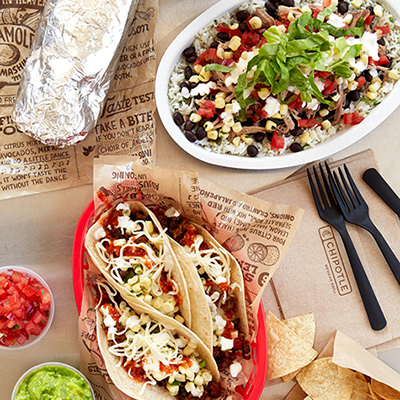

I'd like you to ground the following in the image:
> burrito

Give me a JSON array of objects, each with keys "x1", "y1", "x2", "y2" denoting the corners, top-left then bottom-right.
[
  {"x1": 96, "y1": 282, "x2": 221, "y2": 399},
  {"x1": 155, "y1": 209, "x2": 250, "y2": 373},
  {"x1": 85, "y1": 201, "x2": 191, "y2": 329}
]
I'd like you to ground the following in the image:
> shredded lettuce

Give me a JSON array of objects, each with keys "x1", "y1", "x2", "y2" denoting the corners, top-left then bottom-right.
[{"x1": 234, "y1": 9, "x2": 365, "y2": 109}]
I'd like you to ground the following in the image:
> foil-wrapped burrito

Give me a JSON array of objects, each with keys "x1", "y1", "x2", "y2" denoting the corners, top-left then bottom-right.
[{"x1": 13, "y1": 0, "x2": 138, "y2": 148}]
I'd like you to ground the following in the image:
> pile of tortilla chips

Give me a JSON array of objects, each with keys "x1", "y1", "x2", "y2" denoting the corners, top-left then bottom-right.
[
  {"x1": 266, "y1": 311, "x2": 318, "y2": 381},
  {"x1": 266, "y1": 311, "x2": 400, "y2": 400},
  {"x1": 296, "y1": 357, "x2": 400, "y2": 400}
]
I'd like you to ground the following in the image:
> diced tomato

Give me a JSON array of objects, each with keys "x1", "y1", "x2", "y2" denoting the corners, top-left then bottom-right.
[
  {"x1": 298, "y1": 118, "x2": 321, "y2": 128},
  {"x1": 323, "y1": 79, "x2": 338, "y2": 95},
  {"x1": 313, "y1": 9, "x2": 322, "y2": 18},
  {"x1": 356, "y1": 76, "x2": 367, "y2": 89},
  {"x1": 11, "y1": 271, "x2": 21, "y2": 283},
  {"x1": 375, "y1": 26, "x2": 390, "y2": 35},
  {"x1": 343, "y1": 113, "x2": 364, "y2": 125},
  {"x1": 0, "y1": 270, "x2": 51, "y2": 347},
  {"x1": 241, "y1": 31, "x2": 260, "y2": 49},
  {"x1": 322, "y1": 0, "x2": 331, "y2": 9},
  {"x1": 365, "y1": 15, "x2": 375, "y2": 25},
  {"x1": 221, "y1": 58, "x2": 235, "y2": 67},
  {"x1": 22, "y1": 285, "x2": 37, "y2": 299},
  {"x1": 288, "y1": 95, "x2": 303, "y2": 110},
  {"x1": 194, "y1": 48, "x2": 219, "y2": 66},
  {"x1": 370, "y1": 54, "x2": 390, "y2": 66},
  {"x1": 197, "y1": 100, "x2": 216, "y2": 119},
  {"x1": 275, "y1": 20, "x2": 290, "y2": 31},
  {"x1": 270, "y1": 132, "x2": 285, "y2": 150},
  {"x1": 259, "y1": 109, "x2": 269, "y2": 120},
  {"x1": 250, "y1": 89, "x2": 259, "y2": 99},
  {"x1": 315, "y1": 71, "x2": 332, "y2": 80}
]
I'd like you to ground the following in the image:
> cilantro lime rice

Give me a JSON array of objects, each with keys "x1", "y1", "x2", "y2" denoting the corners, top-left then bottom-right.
[{"x1": 168, "y1": 0, "x2": 400, "y2": 158}]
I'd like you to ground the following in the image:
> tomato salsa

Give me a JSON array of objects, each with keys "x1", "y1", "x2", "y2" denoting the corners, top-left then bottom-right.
[{"x1": 0, "y1": 269, "x2": 52, "y2": 347}]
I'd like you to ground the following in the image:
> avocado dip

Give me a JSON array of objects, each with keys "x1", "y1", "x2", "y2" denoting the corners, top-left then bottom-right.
[{"x1": 15, "y1": 365, "x2": 93, "y2": 400}]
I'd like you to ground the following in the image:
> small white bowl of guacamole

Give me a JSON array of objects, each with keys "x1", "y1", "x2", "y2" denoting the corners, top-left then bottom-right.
[{"x1": 12, "y1": 362, "x2": 94, "y2": 400}]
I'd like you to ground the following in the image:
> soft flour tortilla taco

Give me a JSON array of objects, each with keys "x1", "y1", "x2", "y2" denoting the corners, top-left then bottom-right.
[
  {"x1": 155, "y1": 209, "x2": 250, "y2": 371},
  {"x1": 85, "y1": 201, "x2": 191, "y2": 329},
  {"x1": 96, "y1": 283, "x2": 221, "y2": 400}
]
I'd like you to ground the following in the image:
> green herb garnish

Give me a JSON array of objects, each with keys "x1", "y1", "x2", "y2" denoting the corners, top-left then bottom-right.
[{"x1": 205, "y1": 64, "x2": 236, "y2": 73}]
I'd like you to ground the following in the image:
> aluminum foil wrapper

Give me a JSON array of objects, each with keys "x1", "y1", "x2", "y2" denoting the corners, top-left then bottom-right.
[{"x1": 13, "y1": 0, "x2": 139, "y2": 148}]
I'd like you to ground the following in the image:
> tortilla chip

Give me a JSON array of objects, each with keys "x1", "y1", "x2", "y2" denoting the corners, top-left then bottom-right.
[
  {"x1": 282, "y1": 313, "x2": 315, "y2": 347},
  {"x1": 296, "y1": 357, "x2": 356, "y2": 400},
  {"x1": 371, "y1": 379, "x2": 400, "y2": 400},
  {"x1": 350, "y1": 377, "x2": 375, "y2": 400},
  {"x1": 281, "y1": 313, "x2": 315, "y2": 382},
  {"x1": 356, "y1": 372, "x2": 368, "y2": 382},
  {"x1": 266, "y1": 311, "x2": 318, "y2": 380}
]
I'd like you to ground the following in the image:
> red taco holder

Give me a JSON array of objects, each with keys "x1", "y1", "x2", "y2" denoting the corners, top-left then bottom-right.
[{"x1": 73, "y1": 200, "x2": 268, "y2": 399}]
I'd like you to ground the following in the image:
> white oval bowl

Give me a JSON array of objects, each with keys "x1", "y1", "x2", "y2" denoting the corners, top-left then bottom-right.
[{"x1": 156, "y1": 0, "x2": 400, "y2": 170}]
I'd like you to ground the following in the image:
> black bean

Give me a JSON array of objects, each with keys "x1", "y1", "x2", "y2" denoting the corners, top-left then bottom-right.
[
  {"x1": 239, "y1": 22, "x2": 248, "y2": 33},
  {"x1": 210, "y1": 41, "x2": 219, "y2": 49},
  {"x1": 180, "y1": 82, "x2": 190, "y2": 91},
  {"x1": 362, "y1": 70, "x2": 373, "y2": 82},
  {"x1": 185, "y1": 55, "x2": 197, "y2": 63},
  {"x1": 270, "y1": 0, "x2": 279, "y2": 3},
  {"x1": 377, "y1": 38, "x2": 385, "y2": 46},
  {"x1": 173, "y1": 112, "x2": 184, "y2": 126},
  {"x1": 247, "y1": 145, "x2": 259, "y2": 157},
  {"x1": 236, "y1": 10, "x2": 250, "y2": 22},
  {"x1": 266, "y1": 132, "x2": 273, "y2": 141},
  {"x1": 338, "y1": 0, "x2": 344, "y2": 2},
  {"x1": 337, "y1": 2, "x2": 349, "y2": 15},
  {"x1": 183, "y1": 47, "x2": 195, "y2": 57},
  {"x1": 185, "y1": 131, "x2": 197, "y2": 142},
  {"x1": 280, "y1": 0, "x2": 294, "y2": 6},
  {"x1": 290, "y1": 143, "x2": 302, "y2": 153},
  {"x1": 189, "y1": 82, "x2": 198, "y2": 89},
  {"x1": 184, "y1": 66, "x2": 193, "y2": 80},
  {"x1": 184, "y1": 121, "x2": 195, "y2": 131},
  {"x1": 254, "y1": 132, "x2": 265, "y2": 142},
  {"x1": 344, "y1": 95, "x2": 351, "y2": 109},
  {"x1": 242, "y1": 119, "x2": 253, "y2": 127},
  {"x1": 217, "y1": 32, "x2": 230, "y2": 42},
  {"x1": 366, "y1": 6, "x2": 374, "y2": 16},
  {"x1": 265, "y1": 1, "x2": 278, "y2": 14},
  {"x1": 348, "y1": 90, "x2": 360, "y2": 102},
  {"x1": 290, "y1": 127, "x2": 303, "y2": 137},
  {"x1": 196, "y1": 126, "x2": 207, "y2": 140}
]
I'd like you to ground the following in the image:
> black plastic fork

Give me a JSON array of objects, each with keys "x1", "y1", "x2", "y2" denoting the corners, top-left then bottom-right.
[
  {"x1": 307, "y1": 163, "x2": 386, "y2": 331},
  {"x1": 330, "y1": 164, "x2": 400, "y2": 287}
]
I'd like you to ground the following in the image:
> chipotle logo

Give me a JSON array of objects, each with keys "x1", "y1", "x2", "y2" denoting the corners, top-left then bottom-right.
[{"x1": 319, "y1": 226, "x2": 352, "y2": 296}]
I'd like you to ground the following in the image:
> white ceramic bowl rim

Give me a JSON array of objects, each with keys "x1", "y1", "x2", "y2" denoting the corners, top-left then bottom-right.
[
  {"x1": 11, "y1": 361, "x2": 95, "y2": 400},
  {"x1": 0, "y1": 266, "x2": 55, "y2": 351},
  {"x1": 156, "y1": 0, "x2": 400, "y2": 170}
]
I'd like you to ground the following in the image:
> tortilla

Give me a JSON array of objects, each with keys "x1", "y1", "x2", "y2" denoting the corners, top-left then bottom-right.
[
  {"x1": 96, "y1": 294, "x2": 220, "y2": 400},
  {"x1": 85, "y1": 201, "x2": 192, "y2": 329},
  {"x1": 154, "y1": 212, "x2": 249, "y2": 352},
  {"x1": 266, "y1": 312, "x2": 318, "y2": 380}
]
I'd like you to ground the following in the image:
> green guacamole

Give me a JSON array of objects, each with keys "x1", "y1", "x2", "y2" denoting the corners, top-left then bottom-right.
[{"x1": 15, "y1": 365, "x2": 93, "y2": 400}]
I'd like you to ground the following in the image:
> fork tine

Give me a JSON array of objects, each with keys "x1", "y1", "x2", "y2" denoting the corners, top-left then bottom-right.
[
  {"x1": 332, "y1": 170, "x2": 352, "y2": 212},
  {"x1": 338, "y1": 167, "x2": 358, "y2": 208},
  {"x1": 319, "y1": 163, "x2": 335, "y2": 206},
  {"x1": 344, "y1": 164, "x2": 365, "y2": 205},
  {"x1": 313, "y1": 165, "x2": 328, "y2": 209},
  {"x1": 307, "y1": 168, "x2": 323, "y2": 213}
]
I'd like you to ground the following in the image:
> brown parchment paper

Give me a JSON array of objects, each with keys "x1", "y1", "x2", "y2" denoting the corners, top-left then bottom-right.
[
  {"x1": 285, "y1": 330, "x2": 400, "y2": 400},
  {"x1": 254, "y1": 149, "x2": 400, "y2": 362},
  {"x1": 78, "y1": 155, "x2": 304, "y2": 399},
  {"x1": 0, "y1": 0, "x2": 157, "y2": 200}
]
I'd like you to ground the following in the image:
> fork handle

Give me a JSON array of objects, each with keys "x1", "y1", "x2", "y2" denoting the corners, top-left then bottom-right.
[
  {"x1": 340, "y1": 230, "x2": 387, "y2": 331},
  {"x1": 364, "y1": 222, "x2": 400, "y2": 286}
]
